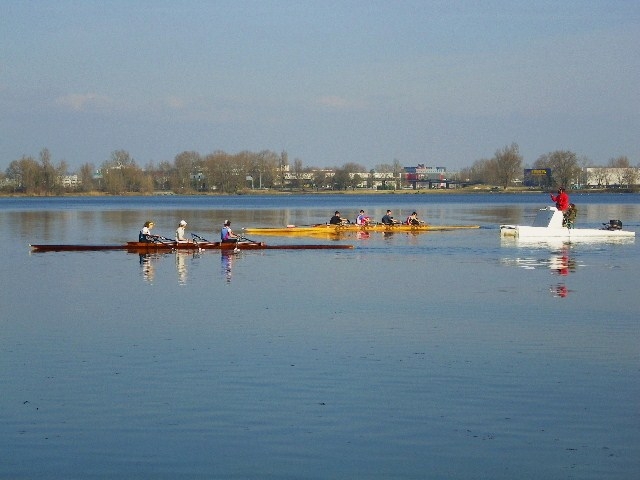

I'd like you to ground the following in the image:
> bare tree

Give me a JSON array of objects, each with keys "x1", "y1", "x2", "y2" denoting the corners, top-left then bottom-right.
[
  {"x1": 608, "y1": 156, "x2": 630, "y2": 168},
  {"x1": 39, "y1": 148, "x2": 56, "y2": 193},
  {"x1": 312, "y1": 170, "x2": 329, "y2": 189},
  {"x1": 535, "y1": 150, "x2": 581, "y2": 188},
  {"x1": 493, "y1": 143, "x2": 523, "y2": 189},
  {"x1": 101, "y1": 150, "x2": 142, "y2": 194},
  {"x1": 462, "y1": 158, "x2": 498, "y2": 185},
  {"x1": 606, "y1": 156, "x2": 632, "y2": 186},
  {"x1": 79, "y1": 163, "x2": 95, "y2": 192},
  {"x1": 173, "y1": 151, "x2": 201, "y2": 192},
  {"x1": 591, "y1": 168, "x2": 609, "y2": 187},
  {"x1": 6, "y1": 156, "x2": 40, "y2": 193},
  {"x1": 292, "y1": 158, "x2": 303, "y2": 188},
  {"x1": 205, "y1": 151, "x2": 246, "y2": 193},
  {"x1": 256, "y1": 150, "x2": 280, "y2": 189},
  {"x1": 621, "y1": 168, "x2": 638, "y2": 187},
  {"x1": 332, "y1": 168, "x2": 351, "y2": 190}
]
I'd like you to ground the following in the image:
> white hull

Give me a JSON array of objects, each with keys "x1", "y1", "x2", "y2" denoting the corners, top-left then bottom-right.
[{"x1": 500, "y1": 206, "x2": 635, "y2": 241}]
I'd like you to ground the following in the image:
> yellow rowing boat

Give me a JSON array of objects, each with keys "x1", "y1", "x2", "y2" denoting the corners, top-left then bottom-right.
[{"x1": 243, "y1": 223, "x2": 480, "y2": 236}]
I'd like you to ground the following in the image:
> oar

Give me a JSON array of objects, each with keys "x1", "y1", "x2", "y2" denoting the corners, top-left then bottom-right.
[
  {"x1": 154, "y1": 235, "x2": 175, "y2": 246},
  {"x1": 239, "y1": 229, "x2": 261, "y2": 243},
  {"x1": 191, "y1": 233, "x2": 210, "y2": 243},
  {"x1": 239, "y1": 234, "x2": 260, "y2": 244}
]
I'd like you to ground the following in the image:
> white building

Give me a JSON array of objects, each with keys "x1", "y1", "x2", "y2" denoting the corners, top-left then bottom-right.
[{"x1": 586, "y1": 167, "x2": 639, "y2": 187}]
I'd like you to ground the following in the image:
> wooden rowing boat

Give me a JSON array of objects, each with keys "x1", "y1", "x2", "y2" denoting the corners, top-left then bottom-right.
[
  {"x1": 243, "y1": 223, "x2": 480, "y2": 236},
  {"x1": 29, "y1": 241, "x2": 354, "y2": 252}
]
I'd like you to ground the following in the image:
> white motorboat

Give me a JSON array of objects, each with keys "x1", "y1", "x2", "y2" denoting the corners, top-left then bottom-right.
[{"x1": 500, "y1": 206, "x2": 636, "y2": 240}]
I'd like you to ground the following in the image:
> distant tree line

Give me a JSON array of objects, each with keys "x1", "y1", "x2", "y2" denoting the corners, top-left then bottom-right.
[
  {"x1": 1, "y1": 144, "x2": 638, "y2": 195},
  {"x1": 458, "y1": 144, "x2": 638, "y2": 190}
]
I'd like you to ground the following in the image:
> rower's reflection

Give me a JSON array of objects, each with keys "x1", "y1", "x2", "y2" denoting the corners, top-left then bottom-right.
[
  {"x1": 221, "y1": 250, "x2": 238, "y2": 283},
  {"x1": 139, "y1": 253, "x2": 160, "y2": 283},
  {"x1": 176, "y1": 251, "x2": 189, "y2": 285}
]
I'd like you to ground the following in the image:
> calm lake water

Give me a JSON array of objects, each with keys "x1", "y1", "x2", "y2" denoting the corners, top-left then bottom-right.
[{"x1": 1, "y1": 193, "x2": 639, "y2": 479}]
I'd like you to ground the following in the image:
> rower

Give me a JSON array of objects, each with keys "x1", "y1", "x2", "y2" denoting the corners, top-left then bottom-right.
[
  {"x1": 405, "y1": 212, "x2": 421, "y2": 225},
  {"x1": 356, "y1": 210, "x2": 371, "y2": 225},
  {"x1": 176, "y1": 220, "x2": 190, "y2": 243},
  {"x1": 329, "y1": 211, "x2": 349, "y2": 225},
  {"x1": 381, "y1": 210, "x2": 399, "y2": 225},
  {"x1": 139, "y1": 221, "x2": 156, "y2": 242},
  {"x1": 221, "y1": 220, "x2": 240, "y2": 243}
]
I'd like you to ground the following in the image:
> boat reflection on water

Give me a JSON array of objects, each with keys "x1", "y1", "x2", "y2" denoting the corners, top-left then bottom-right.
[
  {"x1": 500, "y1": 245, "x2": 577, "y2": 298},
  {"x1": 549, "y1": 248, "x2": 576, "y2": 276},
  {"x1": 549, "y1": 247, "x2": 576, "y2": 298}
]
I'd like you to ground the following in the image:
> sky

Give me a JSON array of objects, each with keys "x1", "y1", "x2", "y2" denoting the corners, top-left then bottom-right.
[{"x1": 1, "y1": 0, "x2": 639, "y2": 173}]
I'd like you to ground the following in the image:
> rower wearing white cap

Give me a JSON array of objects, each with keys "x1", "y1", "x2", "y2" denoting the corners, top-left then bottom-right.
[{"x1": 176, "y1": 219, "x2": 189, "y2": 242}]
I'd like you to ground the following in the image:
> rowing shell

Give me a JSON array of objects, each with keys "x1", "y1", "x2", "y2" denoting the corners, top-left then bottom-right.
[
  {"x1": 243, "y1": 223, "x2": 480, "y2": 236},
  {"x1": 29, "y1": 241, "x2": 355, "y2": 253}
]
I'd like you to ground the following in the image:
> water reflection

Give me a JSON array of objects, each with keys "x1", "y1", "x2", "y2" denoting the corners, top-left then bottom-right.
[
  {"x1": 500, "y1": 246, "x2": 577, "y2": 297},
  {"x1": 549, "y1": 247, "x2": 576, "y2": 298},
  {"x1": 476, "y1": 205, "x2": 524, "y2": 225},
  {"x1": 221, "y1": 251, "x2": 237, "y2": 283},
  {"x1": 549, "y1": 248, "x2": 576, "y2": 276},
  {"x1": 137, "y1": 251, "x2": 200, "y2": 285},
  {"x1": 139, "y1": 253, "x2": 160, "y2": 283},
  {"x1": 176, "y1": 251, "x2": 190, "y2": 285}
]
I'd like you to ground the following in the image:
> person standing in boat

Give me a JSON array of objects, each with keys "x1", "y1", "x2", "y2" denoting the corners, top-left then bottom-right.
[
  {"x1": 405, "y1": 212, "x2": 422, "y2": 225},
  {"x1": 329, "y1": 211, "x2": 349, "y2": 225},
  {"x1": 221, "y1": 220, "x2": 240, "y2": 243},
  {"x1": 176, "y1": 220, "x2": 189, "y2": 243},
  {"x1": 356, "y1": 210, "x2": 371, "y2": 225},
  {"x1": 381, "y1": 210, "x2": 399, "y2": 225},
  {"x1": 550, "y1": 187, "x2": 569, "y2": 211},
  {"x1": 563, "y1": 203, "x2": 577, "y2": 228},
  {"x1": 139, "y1": 221, "x2": 156, "y2": 242}
]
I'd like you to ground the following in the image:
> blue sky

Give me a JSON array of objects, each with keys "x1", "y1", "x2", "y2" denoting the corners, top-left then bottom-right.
[{"x1": 1, "y1": 0, "x2": 639, "y2": 172}]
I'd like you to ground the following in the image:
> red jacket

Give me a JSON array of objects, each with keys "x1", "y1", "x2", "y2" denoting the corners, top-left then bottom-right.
[{"x1": 551, "y1": 191, "x2": 569, "y2": 211}]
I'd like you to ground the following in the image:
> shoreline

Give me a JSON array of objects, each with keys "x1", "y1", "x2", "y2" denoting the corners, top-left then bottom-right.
[{"x1": 1, "y1": 187, "x2": 637, "y2": 198}]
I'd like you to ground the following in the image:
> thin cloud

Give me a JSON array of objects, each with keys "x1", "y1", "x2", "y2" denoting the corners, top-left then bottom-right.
[
  {"x1": 55, "y1": 93, "x2": 112, "y2": 112},
  {"x1": 166, "y1": 96, "x2": 186, "y2": 109},
  {"x1": 315, "y1": 95, "x2": 366, "y2": 110}
]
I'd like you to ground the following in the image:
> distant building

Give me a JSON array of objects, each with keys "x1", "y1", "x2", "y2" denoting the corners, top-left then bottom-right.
[
  {"x1": 523, "y1": 168, "x2": 552, "y2": 187},
  {"x1": 404, "y1": 164, "x2": 453, "y2": 188},
  {"x1": 59, "y1": 175, "x2": 80, "y2": 187},
  {"x1": 586, "y1": 167, "x2": 639, "y2": 187}
]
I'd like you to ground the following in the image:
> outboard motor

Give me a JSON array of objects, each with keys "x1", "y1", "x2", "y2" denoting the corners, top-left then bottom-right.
[{"x1": 605, "y1": 219, "x2": 622, "y2": 230}]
